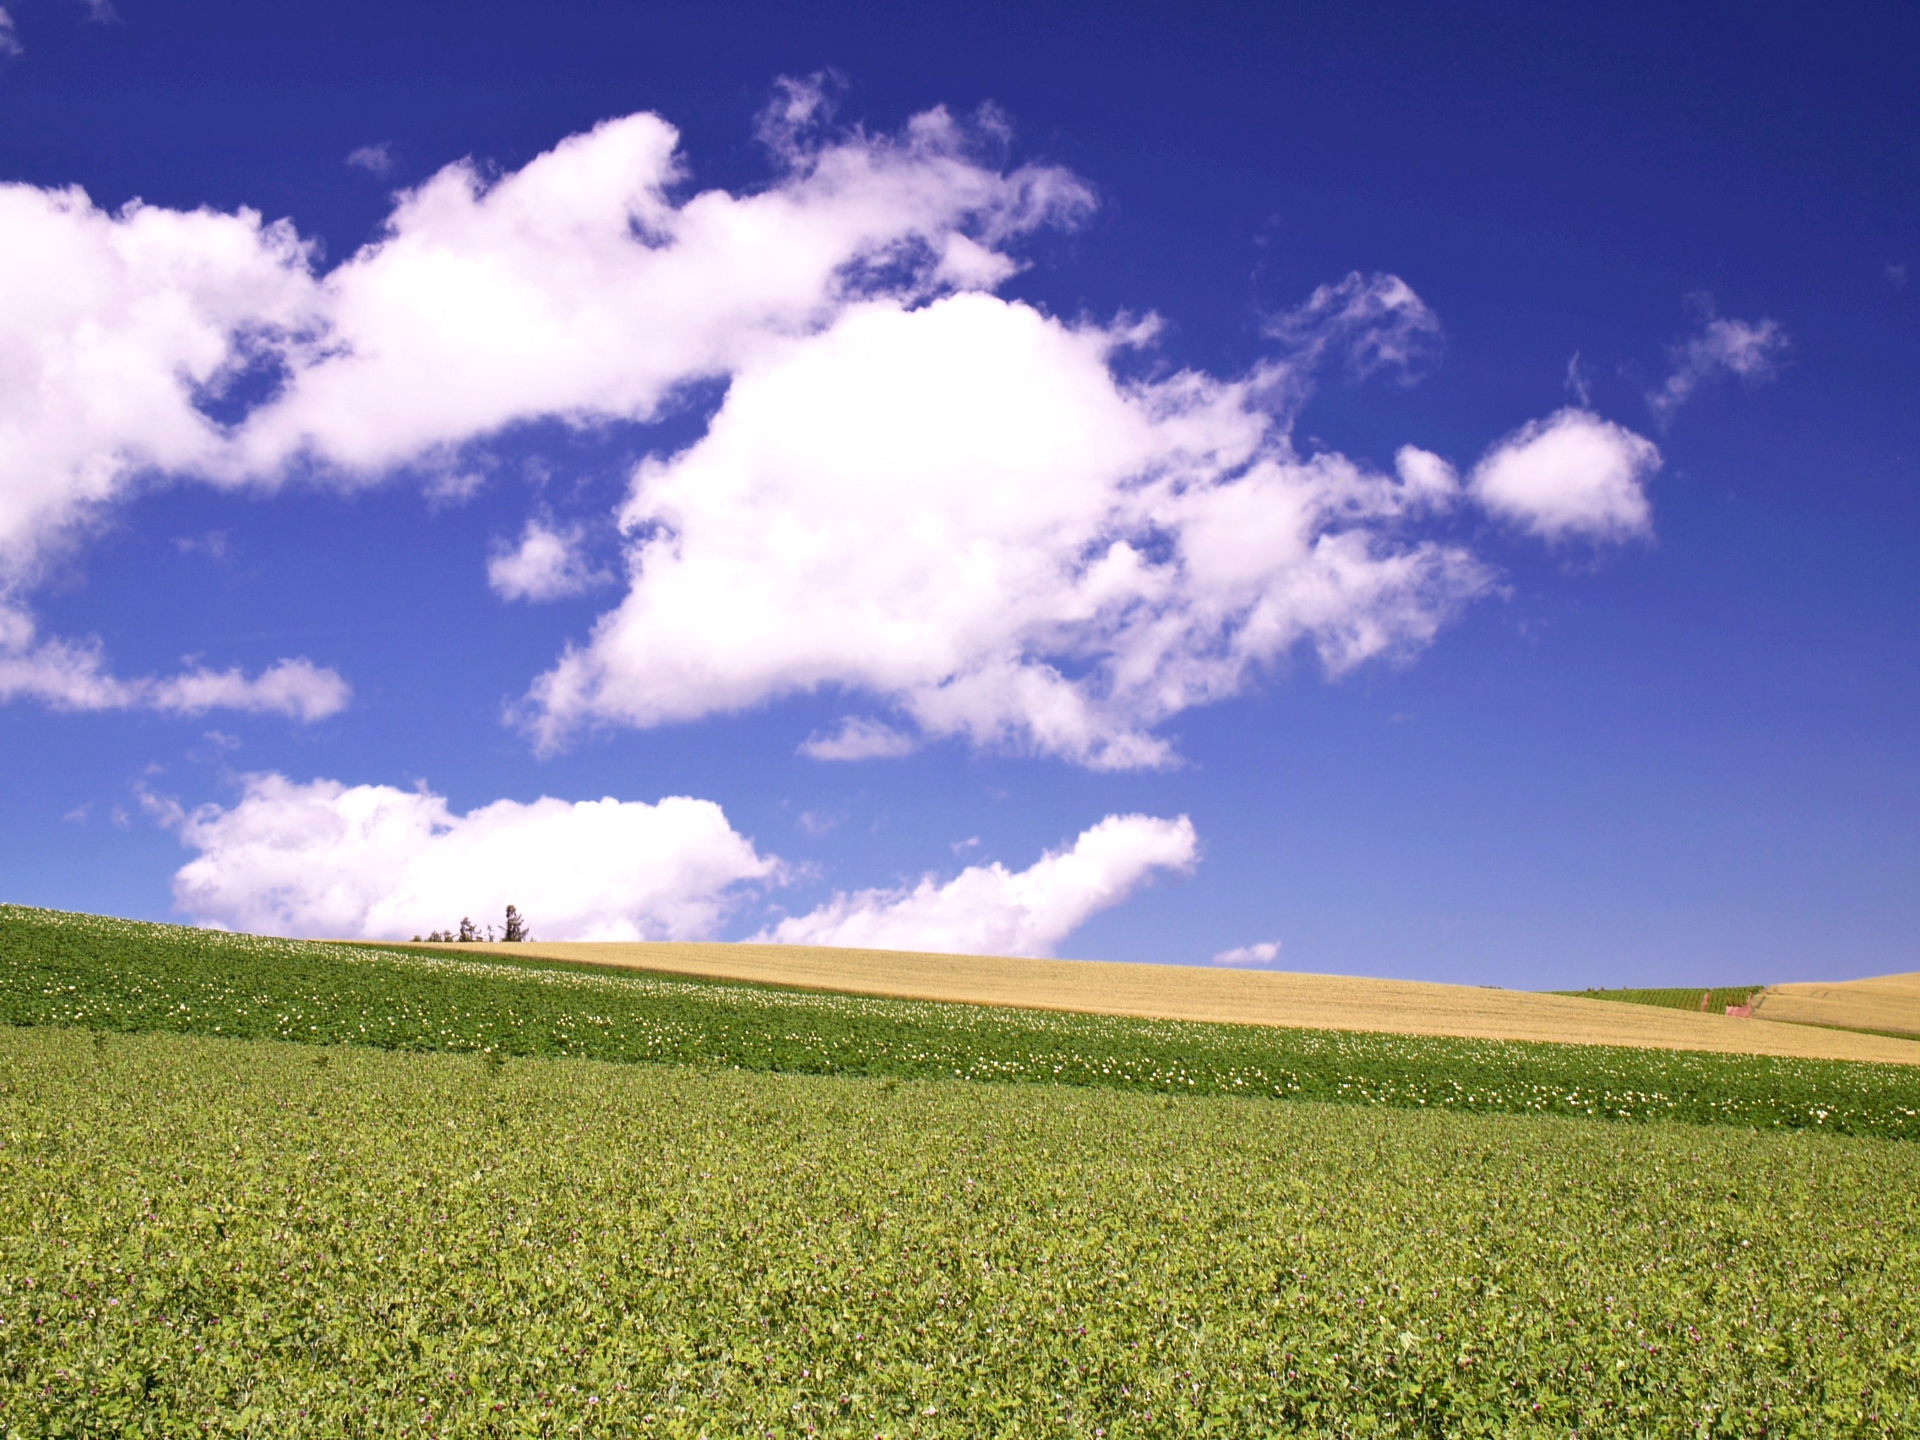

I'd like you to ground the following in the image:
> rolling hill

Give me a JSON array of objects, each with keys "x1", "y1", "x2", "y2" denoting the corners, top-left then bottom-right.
[{"x1": 449, "y1": 939, "x2": 1920, "y2": 1066}]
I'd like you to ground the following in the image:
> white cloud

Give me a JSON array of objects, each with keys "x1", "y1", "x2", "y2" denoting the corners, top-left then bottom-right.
[
  {"x1": 796, "y1": 808, "x2": 843, "y2": 836},
  {"x1": 0, "y1": 8, "x2": 20, "y2": 56},
  {"x1": 0, "y1": 94, "x2": 1081, "y2": 583},
  {"x1": 1648, "y1": 305, "x2": 1789, "y2": 421},
  {"x1": 162, "y1": 773, "x2": 779, "y2": 941},
  {"x1": 798, "y1": 716, "x2": 918, "y2": 761},
  {"x1": 487, "y1": 518, "x2": 605, "y2": 601},
  {"x1": 1469, "y1": 408, "x2": 1661, "y2": 544},
  {"x1": 0, "y1": 183, "x2": 317, "y2": 587},
  {"x1": 345, "y1": 144, "x2": 395, "y2": 177},
  {"x1": 230, "y1": 102, "x2": 1090, "y2": 478},
  {"x1": 1264, "y1": 271, "x2": 1443, "y2": 384},
  {"x1": 146, "y1": 658, "x2": 350, "y2": 721},
  {"x1": 172, "y1": 529, "x2": 231, "y2": 560},
  {"x1": 1212, "y1": 940, "x2": 1280, "y2": 966},
  {"x1": 0, "y1": 90, "x2": 1663, "y2": 768},
  {"x1": 0, "y1": 606, "x2": 349, "y2": 719},
  {"x1": 1392, "y1": 445, "x2": 1460, "y2": 510},
  {"x1": 761, "y1": 812, "x2": 1197, "y2": 956},
  {"x1": 1564, "y1": 351, "x2": 1592, "y2": 406},
  {"x1": 524, "y1": 292, "x2": 1495, "y2": 767}
]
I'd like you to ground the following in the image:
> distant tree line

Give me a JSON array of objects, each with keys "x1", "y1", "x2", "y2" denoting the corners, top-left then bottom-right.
[{"x1": 414, "y1": 905, "x2": 528, "y2": 945}]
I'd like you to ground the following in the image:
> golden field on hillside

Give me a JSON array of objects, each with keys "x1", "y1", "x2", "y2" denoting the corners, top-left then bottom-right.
[
  {"x1": 1754, "y1": 970, "x2": 1920, "y2": 1038},
  {"x1": 445, "y1": 940, "x2": 1920, "y2": 1066}
]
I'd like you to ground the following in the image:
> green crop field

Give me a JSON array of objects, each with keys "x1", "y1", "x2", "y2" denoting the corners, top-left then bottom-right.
[
  {"x1": 5, "y1": 906, "x2": 1919, "y2": 1139},
  {"x1": 4, "y1": 906, "x2": 1920, "y2": 1436},
  {"x1": 3, "y1": 1026, "x2": 1917, "y2": 1437},
  {"x1": 1558, "y1": 987, "x2": 1766, "y2": 1013}
]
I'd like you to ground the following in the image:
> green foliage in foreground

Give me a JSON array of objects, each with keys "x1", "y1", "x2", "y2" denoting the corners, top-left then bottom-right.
[
  {"x1": 5, "y1": 906, "x2": 1920, "y2": 1139},
  {"x1": 3, "y1": 1027, "x2": 1917, "y2": 1438},
  {"x1": 1559, "y1": 986, "x2": 1766, "y2": 1012}
]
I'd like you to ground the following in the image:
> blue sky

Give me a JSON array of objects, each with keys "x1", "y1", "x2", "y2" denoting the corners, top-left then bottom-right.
[{"x1": 1, "y1": 0, "x2": 1915, "y2": 987}]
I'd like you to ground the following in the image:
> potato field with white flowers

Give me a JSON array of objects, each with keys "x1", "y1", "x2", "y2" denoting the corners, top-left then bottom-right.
[{"x1": 2, "y1": 906, "x2": 1918, "y2": 1436}]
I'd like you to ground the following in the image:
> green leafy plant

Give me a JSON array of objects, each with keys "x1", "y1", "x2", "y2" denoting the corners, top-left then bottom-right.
[{"x1": 2, "y1": 1026, "x2": 1916, "y2": 1437}]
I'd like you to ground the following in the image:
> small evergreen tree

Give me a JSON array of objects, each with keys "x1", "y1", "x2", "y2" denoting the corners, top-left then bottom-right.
[{"x1": 503, "y1": 904, "x2": 527, "y2": 943}]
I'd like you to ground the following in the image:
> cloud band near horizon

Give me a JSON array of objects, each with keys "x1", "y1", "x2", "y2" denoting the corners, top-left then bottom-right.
[{"x1": 156, "y1": 771, "x2": 1196, "y2": 956}]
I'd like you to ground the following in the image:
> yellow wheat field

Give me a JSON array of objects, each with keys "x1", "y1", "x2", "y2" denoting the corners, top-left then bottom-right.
[
  {"x1": 444, "y1": 940, "x2": 1920, "y2": 1066},
  {"x1": 1753, "y1": 971, "x2": 1920, "y2": 1039}
]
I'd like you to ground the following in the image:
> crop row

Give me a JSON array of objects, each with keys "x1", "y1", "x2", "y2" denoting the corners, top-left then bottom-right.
[
  {"x1": 1559, "y1": 986, "x2": 1766, "y2": 1012},
  {"x1": 5, "y1": 905, "x2": 1919, "y2": 1138}
]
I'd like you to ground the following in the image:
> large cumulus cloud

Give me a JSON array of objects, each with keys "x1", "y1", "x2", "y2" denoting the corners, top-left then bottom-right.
[
  {"x1": 1, "y1": 84, "x2": 1662, "y2": 752},
  {"x1": 525, "y1": 293, "x2": 1503, "y2": 766},
  {"x1": 159, "y1": 774, "x2": 781, "y2": 941}
]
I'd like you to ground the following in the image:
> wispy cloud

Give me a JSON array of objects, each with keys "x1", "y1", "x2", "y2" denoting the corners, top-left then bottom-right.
[
  {"x1": 1648, "y1": 298, "x2": 1789, "y2": 423},
  {"x1": 799, "y1": 717, "x2": 919, "y2": 762},
  {"x1": 0, "y1": 606, "x2": 349, "y2": 720},
  {"x1": 1212, "y1": 940, "x2": 1280, "y2": 966},
  {"x1": 1564, "y1": 351, "x2": 1592, "y2": 406},
  {"x1": 173, "y1": 530, "x2": 231, "y2": 560},
  {"x1": 0, "y1": 7, "x2": 21, "y2": 55},
  {"x1": 345, "y1": 143, "x2": 395, "y2": 176},
  {"x1": 1264, "y1": 270, "x2": 1444, "y2": 385},
  {"x1": 796, "y1": 808, "x2": 844, "y2": 836}
]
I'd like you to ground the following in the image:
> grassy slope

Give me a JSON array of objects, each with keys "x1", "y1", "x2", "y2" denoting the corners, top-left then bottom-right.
[
  {"x1": 6, "y1": 906, "x2": 1920, "y2": 1138},
  {"x1": 3, "y1": 1026, "x2": 1917, "y2": 1438}
]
